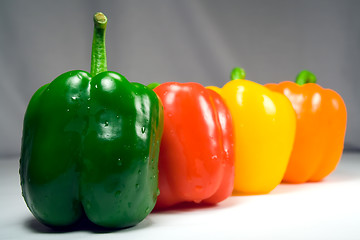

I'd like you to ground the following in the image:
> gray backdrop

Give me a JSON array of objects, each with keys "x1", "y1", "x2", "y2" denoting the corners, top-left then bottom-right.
[{"x1": 0, "y1": 0, "x2": 359, "y2": 157}]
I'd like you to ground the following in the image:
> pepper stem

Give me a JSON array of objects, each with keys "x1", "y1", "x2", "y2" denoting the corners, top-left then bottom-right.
[
  {"x1": 91, "y1": 12, "x2": 108, "y2": 76},
  {"x1": 295, "y1": 70, "x2": 317, "y2": 85},
  {"x1": 231, "y1": 67, "x2": 246, "y2": 80},
  {"x1": 147, "y1": 82, "x2": 161, "y2": 90}
]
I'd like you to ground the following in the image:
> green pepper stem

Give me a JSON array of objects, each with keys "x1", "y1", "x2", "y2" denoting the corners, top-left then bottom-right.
[
  {"x1": 295, "y1": 70, "x2": 317, "y2": 85},
  {"x1": 231, "y1": 67, "x2": 246, "y2": 80},
  {"x1": 91, "y1": 12, "x2": 108, "y2": 76}
]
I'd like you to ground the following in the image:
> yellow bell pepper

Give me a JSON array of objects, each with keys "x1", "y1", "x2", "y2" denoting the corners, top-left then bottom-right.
[{"x1": 207, "y1": 68, "x2": 296, "y2": 194}]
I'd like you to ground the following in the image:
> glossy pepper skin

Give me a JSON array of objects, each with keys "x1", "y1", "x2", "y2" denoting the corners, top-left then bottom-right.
[
  {"x1": 19, "y1": 13, "x2": 163, "y2": 228},
  {"x1": 151, "y1": 82, "x2": 235, "y2": 209},
  {"x1": 207, "y1": 68, "x2": 296, "y2": 194},
  {"x1": 266, "y1": 70, "x2": 347, "y2": 183}
]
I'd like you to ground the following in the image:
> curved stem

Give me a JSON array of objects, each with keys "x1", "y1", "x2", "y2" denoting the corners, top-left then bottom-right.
[
  {"x1": 147, "y1": 82, "x2": 161, "y2": 90},
  {"x1": 231, "y1": 67, "x2": 246, "y2": 81},
  {"x1": 91, "y1": 12, "x2": 108, "y2": 76},
  {"x1": 295, "y1": 70, "x2": 317, "y2": 85}
]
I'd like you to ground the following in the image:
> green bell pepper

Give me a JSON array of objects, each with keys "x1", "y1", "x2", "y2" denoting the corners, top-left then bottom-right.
[{"x1": 20, "y1": 12, "x2": 164, "y2": 229}]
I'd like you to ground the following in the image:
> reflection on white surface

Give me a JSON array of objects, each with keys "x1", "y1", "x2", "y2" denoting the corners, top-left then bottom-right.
[{"x1": 1, "y1": 153, "x2": 359, "y2": 239}]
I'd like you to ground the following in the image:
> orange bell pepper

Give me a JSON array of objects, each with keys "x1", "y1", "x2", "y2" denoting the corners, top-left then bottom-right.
[
  {"x1": 266, "y1": 70, "x2": 347, "y2": 183},
  {"x1": 207, "y1": 68, "x2": 296, "y2": 194}
]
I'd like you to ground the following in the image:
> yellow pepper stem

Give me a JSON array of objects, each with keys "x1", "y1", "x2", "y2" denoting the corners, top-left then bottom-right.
[{"x1": 231, "y1": 67, "x2": 246, "y2": 81}]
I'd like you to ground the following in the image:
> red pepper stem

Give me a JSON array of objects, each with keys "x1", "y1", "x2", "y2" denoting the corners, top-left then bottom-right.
[
  {"x1": 91, "y1": 12, "x2": 108, "y2": 77},
  {"x1": 231, "y1": 67, "x2": 246, "y2": 81},
  {"x1": 295, "y1": 70, "x2": 317, "y2": 85},
  {"x1": 147, "y1": 82, "x2": 161, "y2": 90}
]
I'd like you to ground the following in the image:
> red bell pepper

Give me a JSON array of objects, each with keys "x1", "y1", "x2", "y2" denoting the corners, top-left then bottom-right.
[{"x1": 153, "y1": 82, "x2": 235, "y2": 209}]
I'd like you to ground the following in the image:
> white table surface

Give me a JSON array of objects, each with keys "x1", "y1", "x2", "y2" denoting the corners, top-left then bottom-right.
[{"x1": 1, "y1": 152, "x2": 360, "y2": 240}]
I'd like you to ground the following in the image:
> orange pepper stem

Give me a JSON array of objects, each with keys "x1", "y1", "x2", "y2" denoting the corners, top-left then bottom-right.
[
  {"x1": 231, "y1": 67, "x2": 246, "y2": 81},
  {"x1": 295, "y1": 70, "x2": 317, "y2": 86}
]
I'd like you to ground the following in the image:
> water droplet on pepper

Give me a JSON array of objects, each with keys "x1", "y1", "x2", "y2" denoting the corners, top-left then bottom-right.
[{"x1": 117, "y1": 158, "x2": 122, "y2": 166}]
